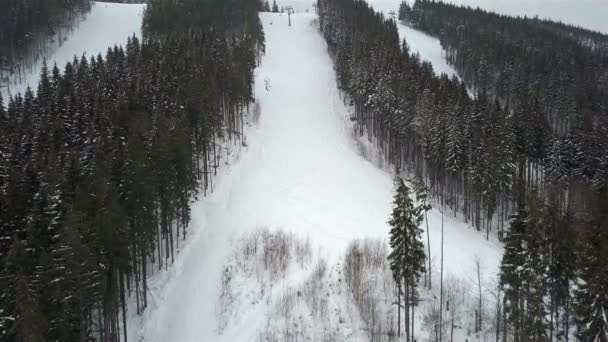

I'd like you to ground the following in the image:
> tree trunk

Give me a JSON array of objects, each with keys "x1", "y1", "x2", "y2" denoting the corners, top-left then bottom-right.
[
  {"x1": 405, "y1": 280, "x2": 410, "y2": 342},
  {"x1": 397, "y1": 282, "x2": 401, "y2": 338},
  {"x1": 425, "y1": 206, "x2": 431, "y2": 290},
  {"x1": 451, "y1": 313, "x2": 455, "y2": 342},
  {"x1": 412, "y1": 296, "x2": 415, "y2": 342},
  {"x1": 439, "y1": 210, "x2": 444, "y2": 342},
  {"x1": 477, "y1": 260, "x2": 483, "y2": 332}
]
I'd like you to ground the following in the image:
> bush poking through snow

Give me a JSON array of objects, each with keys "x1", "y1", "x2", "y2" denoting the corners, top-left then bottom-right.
[
  {"x1": 344, "y1": 239, "x2": 397, "y2": 341},
  {"x1": 218, "y1": 232, "x2": 498, "y2": 341},
  {"x1": 232, "y1": 228, "x2": 312, "y2": 284},
  {"x1": 217, "y1": 228, "x2": 313, "y2": 334}
]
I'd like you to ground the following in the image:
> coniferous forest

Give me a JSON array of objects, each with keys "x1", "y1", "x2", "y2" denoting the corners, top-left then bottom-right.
[
  {"x1": 1, "y1": 0, "x2": 607, "y2": 340},
  {"x1": 0, "y1": 0, "x2": 92, "y2": 86},
  {"x1": 319, "y1": 0, "x2": 607, "y2": 340},
  {"x1": 0, "y1": 0, "x2": 264, "y2": 340}
]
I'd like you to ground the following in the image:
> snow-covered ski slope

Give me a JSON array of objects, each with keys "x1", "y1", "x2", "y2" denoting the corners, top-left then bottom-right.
[
  {"x1": 1, "y1": 1, "x2": 144, "y2": 102},
  {"x1": 438, "y1": 0, "x2": 608, "y2": 34},
  {"x1": 129, "y1": 11, "x2": 502, "y2": 341},
  {"x1": 364, "y1": 0, "x2": 608, "y2": 84},
  {"x1": 367, "y1": 0, "x2": 608, "y2": 33},
  {"x1": 359, "y1": 0, "x2": 462, "y2": 80}
]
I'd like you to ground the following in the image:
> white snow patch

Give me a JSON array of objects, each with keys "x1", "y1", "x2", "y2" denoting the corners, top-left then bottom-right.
[{"x1": 1, "y1": 1, "x2": 145, "y2": 101}]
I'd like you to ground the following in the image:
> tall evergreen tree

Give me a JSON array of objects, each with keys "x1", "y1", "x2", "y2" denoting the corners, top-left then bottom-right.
[
  {"x1": 575, "y1": 197, "x2": 608, "y2": 342},
  {"x1": 388, "y1": 176, "x2": 426, "y2": 341}
]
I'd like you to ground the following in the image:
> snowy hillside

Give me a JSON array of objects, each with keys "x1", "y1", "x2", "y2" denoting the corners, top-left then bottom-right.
[
  {"x1": 128, "y1": 11, "x2": 502, "y2": 342},
  {"x1": 361, "y1": 0, "x2": 462, "y2": 80},
  {"x1": 366, "y1": 0, "x2": 608, "y2": 33},
  {"x1": 440, "y1": 0, "x2": 608, "y2": 34},
  {"x1": 1, "y1": 1, "x2": 145, "y2": 101},
  {"x1": 363, "y1": 0, "x2": 607, "y2": 83}
]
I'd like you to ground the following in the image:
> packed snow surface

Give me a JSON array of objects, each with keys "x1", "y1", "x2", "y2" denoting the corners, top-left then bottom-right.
[
  {"x1": 129, "y1": 11, "x2": 502, "y2": 341},
  {"x1": 1, "y1": 1, "x2": 145, "y2": 101}
]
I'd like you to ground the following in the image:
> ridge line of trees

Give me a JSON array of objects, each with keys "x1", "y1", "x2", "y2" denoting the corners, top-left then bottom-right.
[{"x1": 402, "y1": 0, "x2": 608, "y2": 214}]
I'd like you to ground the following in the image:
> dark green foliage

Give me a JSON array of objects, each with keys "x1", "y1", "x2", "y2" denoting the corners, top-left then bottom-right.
[
  {"x1": 318, "y1": 0, "x2": 515, "y2": 238},
  {"x1": 408, "y1": 0, "x2": 608, "y2": 135},
  {"x1": 574, "y1": 197, "x2": 608, "y2": 342},
  {"x1": 388, "y1": 177, "x2": 426, "y2": 287},
  {"x1": 0, "y1": 0, "x2": 264, "y2": 340},
  {"x1": 318, "y1": 0, "x2": 608, "y2": 339},
  {"x1": 498, "y1": 192, "x2": 607, "y2": 341},
  {"x1": 398, "y1": 1, "x2": 411, "y2": 21},
  {"x1": 408, "y1": 0, "x2": 608, "y2": 212},
  {"x1": 500, "y1": 195, "x2": 549, "y2": 341},
  {"x1": 387, "y1": 176, "x2": 425, "y2": 340}
]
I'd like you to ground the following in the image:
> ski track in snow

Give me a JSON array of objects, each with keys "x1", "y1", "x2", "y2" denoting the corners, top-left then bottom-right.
[
  {"x1": 1, "y1": 1, "x2": 145, "y2": 102},
  {"x1": 129, "y1": 11, "x2": 502, "y2": 342}
]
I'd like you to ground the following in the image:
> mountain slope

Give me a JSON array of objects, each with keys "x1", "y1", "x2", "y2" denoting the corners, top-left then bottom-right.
[
  {"x1": 128, "y1": 10, "x2": 502, "y2": 342},
  {"x1": 1, "y1": 1, "x2": 144, "y2": 101}
]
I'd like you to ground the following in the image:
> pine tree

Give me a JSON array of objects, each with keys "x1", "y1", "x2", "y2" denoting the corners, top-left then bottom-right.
[
  {"x1": 398, "y1": 1, "x2": 411, "y2": 21},
  {"x1": 263, "y1": 0, "x2": 271, "y2": 12},
  {"x1": 413, "y1": 177, "x2": 432, "y2": 289},
  {"x1": 0, "y1": 91, "x2": 5, "y2": 116},
  {"x1": 272, "y1": 0, "x2": 279, "y2": 13},
  {"x1": 0, "y1": 0, "x2": 265, "y2": 337},
  {"x1": 500, "y1": 204, "x2": 529, "y2": 340},
  {"x1": 575, "y1": 198, "x2": 608, "y2": 342},
  {"x1": 388, "y1": 176, "x2": 426, "y2": 341}
]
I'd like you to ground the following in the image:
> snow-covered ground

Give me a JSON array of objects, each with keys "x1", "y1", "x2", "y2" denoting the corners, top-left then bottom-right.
[
  {"x1": 397, "y1": 25, "x2": 462, "y2": 79},
  {"x1": 128, "y1": 11, "x2": 502, "y2": 342},
  {"x1": 1, "y1": 1, "x2": 145, "y2": 102},
  {"x1": 274, "y1": 1, "x2": 461, "y2": 80},
  {"x1": 362, "y1": 0, "x2": 463, "y2": 80},
  {"x1": 363, "y1": 0, "x2": 608, "y2": 84},
  {"x1": 366, "y1": 0, "x2": 608, "y2": 34},
  {"x1": 442, "y1": 0, "x2": 608, "y2": 34}
]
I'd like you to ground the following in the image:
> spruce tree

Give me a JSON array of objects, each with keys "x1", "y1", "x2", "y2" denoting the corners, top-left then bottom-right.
[
  {"x1": 388, "y1": 176, "x2": 426, "y2": 341},
  {"x1": 0, "y1": 0, "x2": 265, "y2": 338},
  {"x1": 0, "y1": 91, "x2": 4, "y2": 116},
  {"x1": 398, "y1": 1, "x2": 411, "y2": 21},
  {"x1": 575, "y1": 199, "x2": 608, "y2": 342},
  {"x1": 413, "y1": 177, "x2": 432, "y2": 289},
  {"x1": 500, "y1": 204, "x2": 529, "y2": 340}
]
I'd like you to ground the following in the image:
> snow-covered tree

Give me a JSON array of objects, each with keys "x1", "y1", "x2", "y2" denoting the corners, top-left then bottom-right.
[{"x1": 388, "y1": 176, "x2": 426, "y2": 340}]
